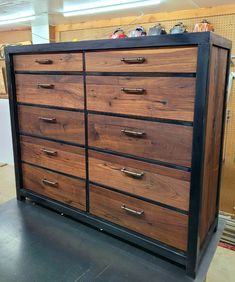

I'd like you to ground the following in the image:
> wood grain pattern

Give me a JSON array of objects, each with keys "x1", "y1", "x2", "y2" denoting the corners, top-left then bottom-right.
[
  {"x1": 85, "y1": 47, "x2": 197, "y2": 73},
  {"x1": 199, "y1": 47, "x2": 228, "y2": 246},
  {"x1": 13, "y1": 53, "x2": 83, "y2": 71},
  {"x1": 89, "y1": 150, "x2": 190, "y2": 210},
  {"x1": 18, "y1": 105, "x2": 85, "y2": 144},
  {"x1": 88, "y1": 114, "x2": 193, "y2": 167},
  {"x1": 15, "y1": 74, "x2": 84, "y2": 109},
  {"x1": 55, "y1": 4, "x2": 235, "y2": 36},
  {"x1": 22, "y1": 163, "x2": 86, "y2": 210},
  {"x1": 90, "y1": 185, "x2": 188, "y2": 251},
  {"x1": 86, "y1": 76, "x2": 195, "y2": 122},
  {"x1": 21, "y1": 135, "x2": 86, "y2": 178}
]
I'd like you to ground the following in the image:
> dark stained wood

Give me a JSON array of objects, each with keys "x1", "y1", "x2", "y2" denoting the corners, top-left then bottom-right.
[
  {"x1": 88, "y1": 114, "x2": 193, "y2": 167},
  {"x1": 199, "y1": 47, "x2": 229, "y2": 246},
  {"x1": 87, "y1": 76, "x2": 195, "y2": 122},
  {"x1": 90, "y1": 185, "x2": 188, "y2": 251},
  {"x1": 21, "y1": 135, "x2": 86, "y2": 178},
  {"x1": 18, "y1": 105, "x2": 85, "y2": 144},
  {"x1": 85, "y1": 47, "x2": 198, "y2": 72},
  {"x1": 15, "y1": 74, "x2": 84, "y2": 109},
  {"x1": 89, "y1": 150, "x2": 190, "y2": 211},
  {"x1": 22, "y1": 163, "x2": 86, "y2": 210},
  {"x1": 13, "y1": 53, "x2": 83, "y2": 71}
]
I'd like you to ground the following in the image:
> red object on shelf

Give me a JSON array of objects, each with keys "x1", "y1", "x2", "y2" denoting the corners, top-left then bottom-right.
[{"x1": 110, "y1": 28, "x2": 127, "y2": 39}]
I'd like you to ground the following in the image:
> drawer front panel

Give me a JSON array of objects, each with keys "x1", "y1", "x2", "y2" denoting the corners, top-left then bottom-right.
[
  {"x1": 21, "y1": 136, "x2": 86, "y2": 178},
  {"x1": 89, "y1": 151, "x2": 190, "y2": 211},
  {"x1": 90, "y1": 185, "x2": 188, "y2": 251},
  {"x1": 16, "y1": 74, "x2": 84, "y2": 109},
  {"x1": 86, "y1": 47, "x2": 197, "y2": 73},
  {"x1": 88, "y1": 114, "x2": 192, "y2": 167},
  {"x1": 87, "y1": 76, "x2": 195, "y2": 122},
  {"x1": 13, "y1": 53, "x2": 83, "y2": 71},
  {"x1": 22, "y1": 163, "x2": 86, "y2": 211},
  {"x1": 18, "y1": 105, "x2": 85, "y2": 144}
]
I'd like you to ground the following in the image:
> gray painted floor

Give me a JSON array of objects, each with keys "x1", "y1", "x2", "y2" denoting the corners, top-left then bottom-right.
[{"x1": 0, "y1": 198, "x2": 223, "y2": 282}]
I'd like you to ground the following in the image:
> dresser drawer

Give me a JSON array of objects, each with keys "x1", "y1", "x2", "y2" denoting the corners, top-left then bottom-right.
[
  {"x1": 22, "y1": 163, "x2": 86, "y2": 210},
  {"x1": 88, "y1": 114, "x2": 192, "y2": 167},
  {"x1": 15, "y1": 74, "x2": 84, "y2": 109},
  {"x1": 18, "y1": 105, "x2": 85, "y2": 144},
  {"x1": 21, "y1": 136, "x2": 86, "y2": 178},
  {"x1": 13, "y1": 53, "x2": 83, "y2": 71},
  {"x1": 85, "y1": 47, "x2": 197, "y2": 73},
  {"x1": 89, "y1": 151, "x2": 190, "y2": 211},
  {"x1": 87, "y1": 76, "x2": 195, "y2": 122},
  {"x1": 90, "y1": 185, "x2": 188, "y2": 251}
]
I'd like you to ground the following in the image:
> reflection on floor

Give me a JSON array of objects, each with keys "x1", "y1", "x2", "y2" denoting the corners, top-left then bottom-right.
[
  {"x1": 0, "y1": 165, "x2": 234, "y2": 282},
  {"x1": 0, "y1": 164, "x2": 15, "y2": 204},
  {"x1": 206, "y1": 246, "x2": 235, "y2": 282}
]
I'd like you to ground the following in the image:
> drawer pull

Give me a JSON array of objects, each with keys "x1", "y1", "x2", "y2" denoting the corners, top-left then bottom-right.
[
  {"x1": 42, "y1": 178, "x2": 58, "y2": 187},
  {"x1": 121, "y1": 57, "x2": 145, "y2": 64},
  {"x1": 35, "y1": 59, "x2": 53, "y2": 65},
  {"x1": 121, "y1": 204, "x2": 144, "y2": 216},
  {"x1": 121, "y1": 168, "x2": 144, "y2": 179},
  {"x1": 40, "y1": 148, "x2": 58, "y2": 156},
  {"x1": 37, "y1": 83, "x2": 54, "y2": 89},
  {"x1": 121, "y1": 129, "x2": 146, "y2": 138},
  {"x1": 38, "y1": 117, "x2": 57, "y2": 123},
  {"x1": 121, "y1": 87, "x2": 145, "y2": 94}
]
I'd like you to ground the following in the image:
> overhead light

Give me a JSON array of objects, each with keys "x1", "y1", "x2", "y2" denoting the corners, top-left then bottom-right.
[
  {"x1": 0, "y1": 11, "x2": 35, "y2": 26},
  {"x1": 63, "y1": 0, "x2": 161, "y2": 17}
]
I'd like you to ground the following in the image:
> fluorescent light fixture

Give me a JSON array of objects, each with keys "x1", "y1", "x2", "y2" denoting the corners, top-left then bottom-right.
[
  {"x1": 0, "y1": 11, "x2": 35, "y2": 25},
  {"x1": 63, "y1": 0, "x2": 161, "y2": 17}
]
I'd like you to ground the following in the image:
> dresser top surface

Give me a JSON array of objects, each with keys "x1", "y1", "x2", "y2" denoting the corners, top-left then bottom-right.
[{"x1": 5, "y1": 32, "x2": 231, "y2": 55}]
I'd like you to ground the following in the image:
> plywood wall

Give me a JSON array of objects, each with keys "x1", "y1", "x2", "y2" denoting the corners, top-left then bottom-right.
[
  {"x1": 55, "y1": 4, "x2": 235, "y2": 217},
  {"x1": 0, "y1": 28, "x2": 31, "y2": 44}
]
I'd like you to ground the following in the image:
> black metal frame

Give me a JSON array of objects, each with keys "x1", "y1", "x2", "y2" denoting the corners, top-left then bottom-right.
[{"x1": 5, "y1": 32, "x2": 232, "y2": 279}]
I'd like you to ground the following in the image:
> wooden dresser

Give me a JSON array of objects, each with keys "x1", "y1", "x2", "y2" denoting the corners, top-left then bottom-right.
[{"x1": 5, "y1": 32, "x2": 231, "y2": 278}]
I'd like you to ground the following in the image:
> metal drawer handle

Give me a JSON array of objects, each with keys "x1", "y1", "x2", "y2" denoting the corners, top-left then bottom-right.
[
  {"x1": 37, "y1": 83, "x2": 54, "y2": 89},
  {"x1": 121, "y1": 129, "x2": 146, "y2": 138},
  {"x1": 121, "y1": 168, "x2": 144, "y2": 179},
  {"x1": 121, "y1": 204, "x2": 144, "y2": 216},
  {"x1": 121, "y1": 57, "x2": 145, "y2": 64},
  {"x1": 40, "y1": 148, "x2": 58, "y2": 156},
  {"x1": 35, "y1": 59, "x2": 53, "y2": 65},
  {"x1": 121, "y1": 87, "x2": 146, "y2": 94},
  {"x1": 38, "y1": 117, "x2": 57, "y2": 123},
  {"x1": 42, "y1": 178, "x2": 58, "y2": 187},
  {"x1": 156, "y1": 100, "x2": 168, "y2": 105}
]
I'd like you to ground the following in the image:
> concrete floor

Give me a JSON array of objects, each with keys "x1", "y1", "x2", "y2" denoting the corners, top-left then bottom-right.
[{"x1": 0, "y1": 165, "x2": 234, "y2": 282}]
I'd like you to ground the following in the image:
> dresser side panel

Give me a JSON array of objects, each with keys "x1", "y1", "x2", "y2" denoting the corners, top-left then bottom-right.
[{"x1": 199, "y1": 46, "x2": 229, "y2": 246}]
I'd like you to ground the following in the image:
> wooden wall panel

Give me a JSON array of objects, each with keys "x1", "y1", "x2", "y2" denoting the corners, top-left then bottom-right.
[{"x1": 0, "y1": 28, "x2": 31, "y2": 44}]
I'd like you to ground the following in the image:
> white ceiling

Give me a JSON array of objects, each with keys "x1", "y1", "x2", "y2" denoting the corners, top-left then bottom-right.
[{"x1": 0, "y1": 0, "x2": 234, "y2": 30}]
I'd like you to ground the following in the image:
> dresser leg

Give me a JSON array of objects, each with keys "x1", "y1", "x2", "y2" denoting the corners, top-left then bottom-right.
[
  {"x1": 213, "y1": 217, "x2": 219, "y2": 233},
  {"x1": 186, "y1": 267, "x2": 197, "y2": 279},
  {"x1": 17, "y1": 194, "x2": 26, "y2": 201}
]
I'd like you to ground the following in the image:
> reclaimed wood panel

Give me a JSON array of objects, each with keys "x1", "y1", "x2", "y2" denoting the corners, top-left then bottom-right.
[
  {"x1": 85, "y1": 47, "x2": 197, "y2": 73},
  {"x1": 199, "y1": 47, "x2": 228, "y2": 246},
  {"x1": 18, "y1": 105, "x2": 85, "y2": 144},
  {"x1": 86, "y1": 76, "x2": 195, "y2": 121},
  {"x1": 15, "y1": 74, "x2": 84, "y2": 109},
  {"x1": 89, "y1": 150, "x2": 190, "y2": 211},
  {"x1": 22, "y1": 163, "x2": 86, "y2": 210},
  {"x1": 90, "y1": 185, "x2": 188, "y2": 251},
  {"x1": 88, "y1": 114, "x2": 192, "y2": 167},
  {"x1": 13, "y1": 53, "x2": 83, "y2": 71},
  {"x1": 21, "y1": 135, "x2": 86, "y2": 178}
]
